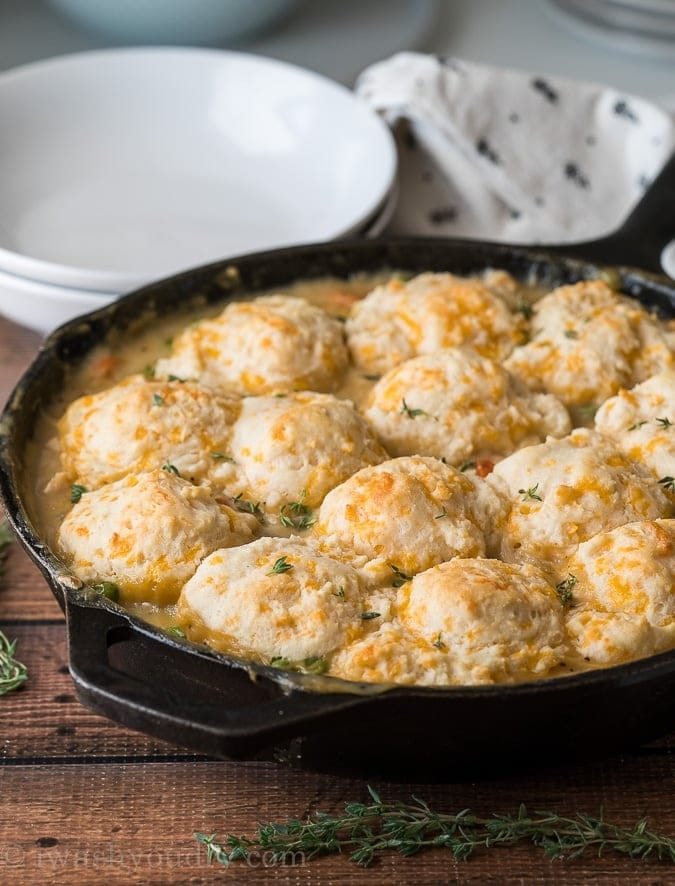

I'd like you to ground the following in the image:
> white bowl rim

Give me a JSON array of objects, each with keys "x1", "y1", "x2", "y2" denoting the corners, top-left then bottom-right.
[
  {"x1": 0, "y1": 263, "x2": 114, "y2": 302},
  {"x1": 0, "y1": 46, "x2": 397, "y2": 293}
]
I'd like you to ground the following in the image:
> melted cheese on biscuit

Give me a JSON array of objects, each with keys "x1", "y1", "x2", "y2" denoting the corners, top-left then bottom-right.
[
  {"x1": 505, "y1": 280, "x2": 673, "y2": 418},
  {"x1": 177, "y1": 536, "x2": 364, "y2": 663},
  {"x1": 58, "y1": 375, "x2": 240, "y2": 489},
  {"x1": 313, "y1": 456, "x2": 508, "y2": 584},
  {"x1": 331, "y1": 557, "x2": 569, "y2": 687},
  {"x1": 228, "y1": 391, "x2": 388, "y2": 516},
  {"x1": 156, "y1": 294, "x2": 349, "y2": 395},
  {"x1": 346, "y1": 272, "x2": 524, "y2": 374},
  {"x1": 565, "y1": 520, "x2": 675, "y2": 665},
  {"x1": 492, "y1": 429, "x2": 672, "y2": 577},
  {"x1": 594, "y1": 369, "x2": 675, "y2": 481},
  {"x1": 57, "y1": 469, "x2": 257, "y2": 605},
  {"x1": 363, "y1": 347, "x2": 570, "y2": 465}
]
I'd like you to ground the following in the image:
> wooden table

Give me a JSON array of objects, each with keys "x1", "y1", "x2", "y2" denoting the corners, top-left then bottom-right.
[{"x1": 1, "y1": 315, "x2": 675, "y2": 886}]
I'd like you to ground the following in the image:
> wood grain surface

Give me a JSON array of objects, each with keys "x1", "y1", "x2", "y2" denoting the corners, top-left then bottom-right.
[{"x1": 2, "y1": 315, "x2": 675, "y2": 886}]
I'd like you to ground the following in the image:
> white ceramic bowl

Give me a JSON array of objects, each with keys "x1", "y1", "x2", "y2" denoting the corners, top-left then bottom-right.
[
  {"x1": 0, "y1": 182, "x2": 398, "y2": 337},
  {"x1": 0, "y1": 268, "x2": 114, "y2": 335},
  {"x1": 47, "y1": 0, "x2": 300, "y2": 46},
  {"x1": 0, "y1": 48, "x2": 396, "y2": 292}
]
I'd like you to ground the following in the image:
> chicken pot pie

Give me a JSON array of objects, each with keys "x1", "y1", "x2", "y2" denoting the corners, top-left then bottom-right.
[{"x1": 35, "y1": 271, "x2": 675, "y2": 687}]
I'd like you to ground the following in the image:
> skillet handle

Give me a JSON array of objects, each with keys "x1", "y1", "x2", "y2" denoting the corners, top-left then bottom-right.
[
  {"x1": 546, "y1": 151, "x2": 675, "y2": 274},
  {"x1": 66, "y1": 597, "x2": 369, "y2": 759}
]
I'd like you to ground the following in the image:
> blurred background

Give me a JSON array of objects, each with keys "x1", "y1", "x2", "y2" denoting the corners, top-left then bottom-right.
[{"x1": 1, "y1": 0, "x2": 674, "y2": 101}]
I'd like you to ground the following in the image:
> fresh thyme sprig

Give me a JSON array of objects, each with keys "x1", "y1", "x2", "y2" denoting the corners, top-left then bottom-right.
[
  {"x1": 232, "y1": 493, "x2": 265, "y2": 522},
  {"x1": 267, "y1": 556, "x2": 293, "y2": 576},
  {"x1": 196, "y1": 787, "x2": 675, "y2": 867},
  {"x1": 0, "y1": 523, "x2": 27, "y2": 696},
  {"x1": 0, "y1": 631, "x2": 28, "y2": 696},
  {"x1": 279, "y1": 501, "x2": 315, "y2": 530}
]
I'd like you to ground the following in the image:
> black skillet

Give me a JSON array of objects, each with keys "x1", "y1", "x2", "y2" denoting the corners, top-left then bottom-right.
[{"x1": 1, "y1": 154, "x2": 674, "y2": 777}]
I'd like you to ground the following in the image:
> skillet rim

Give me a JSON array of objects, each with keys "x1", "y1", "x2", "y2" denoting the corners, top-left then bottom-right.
[{"x1": 2, "y1": 233, "x2": 675, "y2": 702}]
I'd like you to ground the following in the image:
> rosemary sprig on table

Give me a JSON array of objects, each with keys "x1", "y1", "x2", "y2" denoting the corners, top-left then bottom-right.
[
  {"x1": 196, "y1": 786, "x2": 675, "y2": 867},
  {"x1": 0, "y1": 520, "x2": 27, "y2": 696}
]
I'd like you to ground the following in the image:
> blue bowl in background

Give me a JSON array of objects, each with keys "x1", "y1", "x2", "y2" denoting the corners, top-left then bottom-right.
[{"x1": 48, "y1": 0, "x2": 301, "y2": 46}]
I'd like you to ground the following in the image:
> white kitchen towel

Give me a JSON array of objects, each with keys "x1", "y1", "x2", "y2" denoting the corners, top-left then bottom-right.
[{"x1": 356, "y1": 52, "x2": 675, "y2": 245}]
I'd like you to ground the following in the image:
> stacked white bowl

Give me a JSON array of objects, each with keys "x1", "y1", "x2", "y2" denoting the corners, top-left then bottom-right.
[{"x1": 0, "y1": 48, "x2": 397, "y2": 334}]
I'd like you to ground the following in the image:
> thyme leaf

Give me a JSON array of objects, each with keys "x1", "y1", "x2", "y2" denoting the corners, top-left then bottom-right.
[
  {"x1": 361, "y1": 611, "x2": 381, "y2": 621},
  {"x1": 269, "y1": 656, "x2": 328, "y2": 675},
  {"x1": 153, "y1": 393, "x2": 165, "y2": 406},
  {"x1": 332, "y1": 585, "x2": 346, "y2": 599},
  {"x1": 432, "y1": 633, "x2": 446, "y2": 649},
  {"x1": 555, "y1": 574, "x2": 577, "y2": 607},
  {"x1": 435, "y1": 506, "x2": 448, "y2": 520},
  {"x1": 516, "y1": 298, "x2": 533, "y2": 321},
  {"x1": 70, "y1": 484, "x2": 87, "y2": 504},
  {"x1": 658, "y1": 476, "x2": 675, "y2": 492},
  {"x1": 628, "y1": 421, "x2": 648, "y2": 432},
  {"x1": 518, "y1": 483, "x2": 542, "y2": 502},
  {"x1": 656, "y1": 417, "x2": 672, "y2": 428},
  {"x1": 162, "y1": 463, "x2": 180, "y2": 476},
  {"x1": 211, "y1": 453, "x2": 235, "y2": 462},
  {"x1": 233, "y1": 493, "x2": 264, "y2": 521},
  {"x1": 196, "y1": 790, "x2": 675, "y2": 867},
  {"x1": 267, "y1": 556, "x2": 293, "y2": 576},
  {"x1": 279, "y1": 501, "x2": 315, "y2": 530},
  {"x1": 389, "y1": 564, "x2": 412, "y2": 587},
  {"x1": 401, "y1": 398, "x2": 428, "y2": 419},
  {"x1": 564, "y1": 329, "x2": 578, "y2": 339},
  {"x1": 459, "y1": 461, "x2": 476, "y2": 473},
  {"x1": 91, "y1": 581, "x2": 120, "y2": 602}
]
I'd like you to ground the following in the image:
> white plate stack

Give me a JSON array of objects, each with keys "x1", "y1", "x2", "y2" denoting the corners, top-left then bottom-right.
[
  {"x1": 551, "y1": 0, "x2": 675, "y2": 59},
  {"x1": 0, "y1": 48, "x2": 397, "y2": 334}
]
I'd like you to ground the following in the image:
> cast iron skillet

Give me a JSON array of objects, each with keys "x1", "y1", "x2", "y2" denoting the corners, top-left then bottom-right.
[{"x1": 1, "y1": 155, "x2": 674, "y2": 777}]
